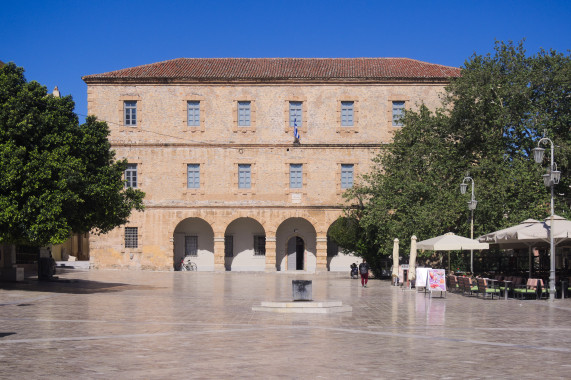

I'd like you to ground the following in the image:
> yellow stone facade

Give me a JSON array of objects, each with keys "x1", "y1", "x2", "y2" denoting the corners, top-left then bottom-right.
[{"x1": 84, "y1": 61, "x2": 454, "y2": 272}]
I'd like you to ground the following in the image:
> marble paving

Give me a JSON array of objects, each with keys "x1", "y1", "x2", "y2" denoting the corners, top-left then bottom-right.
[{"x1": 1, "y1": 270, "x2": 570, "y2": 379}]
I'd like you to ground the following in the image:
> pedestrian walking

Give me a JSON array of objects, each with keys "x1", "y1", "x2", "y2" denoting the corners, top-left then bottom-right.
[{"x1": 359, "y1": 259, "x2": 370, "y2": 287}]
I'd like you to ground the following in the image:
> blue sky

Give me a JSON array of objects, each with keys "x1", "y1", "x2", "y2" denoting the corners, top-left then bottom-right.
[{"x1": 2, "y1": 0, "x2": 570, "y2": 120}]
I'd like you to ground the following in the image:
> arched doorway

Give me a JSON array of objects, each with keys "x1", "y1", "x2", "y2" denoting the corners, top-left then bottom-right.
[
  {"x1": 287, "y1": 236, "x2": 305, "y2": 271},
  {"x1": 224, "y1": 217, "x2": 266, "y2": 271},
  {"x1": 276, "y1": 217, "x2": 316, "y2": 272},
  {"x1": 173, "y1": 217, "x2": 214, "y2": 271},
  {"x1": 326, "y1": 217, "x2": 361, "y2": 271}
]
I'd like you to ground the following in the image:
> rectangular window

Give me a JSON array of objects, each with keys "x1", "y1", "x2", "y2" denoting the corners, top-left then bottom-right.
[
  {"x1": 289, "y1": 164, "x2": 302, "y2": 189},
  {"x1": 187, "y1": 101, "x2": 200, "y2": 126},
  {"x1": 238, "y1": 164, "x2": 251, "y2": 189},
  {"x1": 125, "y1": 163, "x2": 137, "y2": 188},
  {"x1": 392, "y1": 101, "x2": 405, "y2": 126},
  {"x1": 187, "y1": 164, "x2": 200, "y2": 189},
  {"x1": 125, "y1": 227, "x2": 138, "y2": 248},
  {"x1": 124, "y1": 101, "x2": 137, "y2": 126},
  {"x1": 289, "y1": 101, "x2": 302, "y2": 127},
  {"x1": 225, "y1": 235, "x2": 233, "y2": 257},
  {"x1": 341, "y1": 164, "x2": 354, "y2": 189},
  {"x1": 254, "y1": 235, "x2": 266, "y2": 256},
  {"x1": 238, "y1": 101, "x2": 251, "y2": 126},
  {"x1": 185, "y1": 235, "x2": 198, "y2": 257},
  {"x1": 341, "y1": 101, "x2": 354, "y2": 126}
]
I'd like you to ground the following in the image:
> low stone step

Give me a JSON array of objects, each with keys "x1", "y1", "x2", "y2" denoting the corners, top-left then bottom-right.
[{"x1": 253, "y1": 300, "x2": 352, "y2": 314}]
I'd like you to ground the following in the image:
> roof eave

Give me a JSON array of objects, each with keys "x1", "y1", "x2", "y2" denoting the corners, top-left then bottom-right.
[{"x1": 82, "y1": 76, "x2": 458, "y2": 85}]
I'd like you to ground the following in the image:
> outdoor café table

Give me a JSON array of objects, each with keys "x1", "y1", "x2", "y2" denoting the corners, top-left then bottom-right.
[{"x1": 485, "y1": 279, "x2": 504, "y2": 300}]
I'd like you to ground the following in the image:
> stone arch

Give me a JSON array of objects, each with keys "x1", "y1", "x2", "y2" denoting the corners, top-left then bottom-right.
[
  {"x1": 326, "y1": 217, "x2": 361, "y2": 272},
  {"x1": 173, "y1": 217, "x2": 215, "y2": 271},
  {"x1": 275, "y1": 217, "x2": 317, "y2": 272},
  {"x1": 223, "y1": 217, "x2": 266, "y2": 271}
]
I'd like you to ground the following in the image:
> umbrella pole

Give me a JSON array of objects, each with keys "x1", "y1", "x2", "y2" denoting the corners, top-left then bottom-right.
[
  {"x1": 528, "y1": 246, "x2": 532, "y2": 279},
  {"x1": 448, "y1": 251, "x2": 450, "y2": 274}
]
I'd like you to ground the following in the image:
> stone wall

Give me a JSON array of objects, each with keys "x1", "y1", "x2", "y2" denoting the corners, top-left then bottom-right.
[{"x1": 86, "y1": 80, "x2": 448, "y2": 271}]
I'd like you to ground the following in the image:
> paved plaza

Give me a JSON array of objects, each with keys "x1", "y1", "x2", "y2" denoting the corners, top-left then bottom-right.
[{"x1": 1, "y1": 270, "x2": 570, "y2": 379}]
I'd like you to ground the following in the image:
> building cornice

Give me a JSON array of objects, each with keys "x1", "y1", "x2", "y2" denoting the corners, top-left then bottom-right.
[{"x1": 109, "y1": 142, "x2": 387, "y2": 149}]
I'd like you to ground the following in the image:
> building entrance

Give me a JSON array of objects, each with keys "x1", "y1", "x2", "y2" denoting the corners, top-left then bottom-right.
[{"x1": 287, "y1": 236, "x2": 305, "y2": 271}]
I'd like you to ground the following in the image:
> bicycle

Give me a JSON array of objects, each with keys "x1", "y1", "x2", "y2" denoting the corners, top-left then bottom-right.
[{"x1": 180, "y1": 256, "x2": 197, "y2": 271}]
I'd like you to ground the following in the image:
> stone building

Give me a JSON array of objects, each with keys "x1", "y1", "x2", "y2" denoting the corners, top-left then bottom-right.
[{"x1": 82, "y1": 58, "x2": 460, "y2": 272}]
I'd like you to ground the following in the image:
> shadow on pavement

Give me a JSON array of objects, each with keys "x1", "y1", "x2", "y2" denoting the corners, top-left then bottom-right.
[{"x1": 0, "y1": 278, "x2": 161, "y2": 294}]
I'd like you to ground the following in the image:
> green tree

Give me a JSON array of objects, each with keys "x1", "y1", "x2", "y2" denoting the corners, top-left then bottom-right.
[
  {"x1": 0, "y1": 63, "x2": 145, "y2": 247},
  {"x1": 333, "y1": 41, "x2": 570, "y2": 271}
]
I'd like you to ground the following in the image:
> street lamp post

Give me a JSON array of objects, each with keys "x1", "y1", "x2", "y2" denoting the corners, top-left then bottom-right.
[
  {"x1": 460, "y1": 175, "x2": 477, "y2": 274},
  {"x1": 532, "y1": 132, "x2": 560, "y2": 302}
]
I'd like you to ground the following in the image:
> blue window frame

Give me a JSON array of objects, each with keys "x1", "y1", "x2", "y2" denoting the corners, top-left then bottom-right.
[
  {"x1": 187, "y1": 101, "x2": 200, "y2": 126},
  {"x1": 289, "y1": 164, "x2": 302, "y2": 188},
  {"x1": 238, "y1": 164, "x2": 251, "y2": 188},
  {"x1": 392, "y1": 101, "x2": 405, "y2": 126},
  {"x1": 289, "y1": 101, "x2": 302, "y2": 127},
  {"x1": 238, "y1": 101, "x2": 251, "y2": 126},
  {"x1": 341, "y1": 101, "x2": 354, "y2": 126},
  {"x1": 124, "y1": 101, "x2": 137, "y2": 126},
  {"x1": 187, "y1": 164, "x2": 200, "y2": 189},
  {"x1": 341, "y1": 164, "x2": 354, "y2": 189},
  {"x1": 125, "y1": 163, "x2": 137, "y2": 188}
]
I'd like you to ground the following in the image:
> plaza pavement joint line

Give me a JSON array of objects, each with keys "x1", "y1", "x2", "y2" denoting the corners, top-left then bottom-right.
[{"x1": 1, "y1": 323, "x2": 569, "y2": 354}]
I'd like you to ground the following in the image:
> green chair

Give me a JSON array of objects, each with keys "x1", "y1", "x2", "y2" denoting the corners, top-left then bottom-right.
[
  {"x1": 513, "y1": 279, "x2": 539, "y2": 300},
  {"x1": 476, "y1": 278, "x2": 501, "y2": 300}
]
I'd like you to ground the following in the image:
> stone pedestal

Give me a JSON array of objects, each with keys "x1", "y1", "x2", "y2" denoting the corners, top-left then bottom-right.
[{"x1": 292, "y1": 280, "x2": 312, "y2": 301}]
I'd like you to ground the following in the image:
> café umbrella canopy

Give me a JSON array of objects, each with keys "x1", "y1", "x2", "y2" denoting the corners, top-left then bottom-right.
[
  {"x1": 479, "y1": 219, "x2": 540, "y2": 245},
  {"x1": 417, "y1": 232, "x2": 489, "y2": 273},
  {"x1": 478, "y1": 219, "x2": 542, "y2": 279},
  {"x1": 417, "y1": 232, "x2": 490, "y2": 251},
  {"x1": 509, "y1": 215, "x2": 571, "y2": 244}
]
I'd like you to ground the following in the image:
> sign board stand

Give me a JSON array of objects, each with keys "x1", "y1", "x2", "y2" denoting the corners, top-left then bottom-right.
[{"x1": 426, "y1": 269, "x2": 446, "y2": 298}]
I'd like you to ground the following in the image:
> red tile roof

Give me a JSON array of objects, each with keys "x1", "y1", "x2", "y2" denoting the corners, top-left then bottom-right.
[{"x1": 83, "y1": 58, "x2": 460, "y2": 83}]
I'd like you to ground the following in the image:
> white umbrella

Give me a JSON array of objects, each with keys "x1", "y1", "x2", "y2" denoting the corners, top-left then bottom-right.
[
  {"x1": 417, "y1": 232, "x2": 489, "y2": 251},
  {"x1": 392, "y1": 238, "x2": 399, "y2": 282},
  {"x1": 478, "y1": 219, "x2": 541, "y2": 279},
  {"x1": 417, "y1": 232, "x2": 488, "y2": 274},
  {"x1": 409, "y1": 235, "x2": 417, "y2": 282},
  {"x1": 510, "y1": 215, "x2": 571, "y2": 244},
  {"x1": 479, "y1": 219, "x2": 540, "y2": 243}
]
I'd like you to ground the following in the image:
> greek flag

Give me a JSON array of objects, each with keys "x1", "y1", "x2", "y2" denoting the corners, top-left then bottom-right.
[{"x1": 294, "y1": 118, "x2": 300, "y2": 140}]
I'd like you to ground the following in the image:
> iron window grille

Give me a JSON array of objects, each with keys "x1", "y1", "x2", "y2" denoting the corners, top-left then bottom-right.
[
  {"x1": 124, "y1": 227, "x2": 138, "y2": 248},
  {"x1": 254, "y1": 235, "x2": 266, "y2": 256}
]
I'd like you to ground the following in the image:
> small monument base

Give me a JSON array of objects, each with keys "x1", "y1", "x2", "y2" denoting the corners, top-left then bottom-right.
[
  {"x1": 252, "y1": 300, "x2": 352, "y2": 314},
  {"x1": 292, "y1": 280, "x2": 312, "y2": 301}
]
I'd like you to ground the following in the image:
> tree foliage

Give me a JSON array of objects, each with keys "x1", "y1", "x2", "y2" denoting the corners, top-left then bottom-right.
[
  {"x1": 0, "y1": 63, "x2": 145, "y2": 247},
  {"x1": 331, "y1": 41, "x2": 570, "y2": 269}
]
